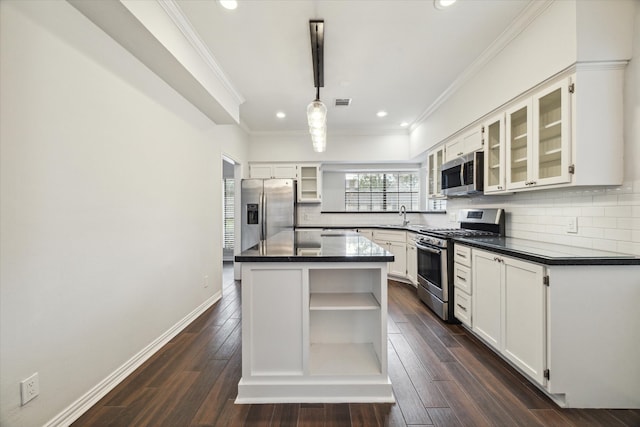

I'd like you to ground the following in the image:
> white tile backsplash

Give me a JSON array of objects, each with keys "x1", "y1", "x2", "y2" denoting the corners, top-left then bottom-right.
[
  {"x1": 447, "y1": 179, "x2": 640, "y2": 256},
  {"x1": 300, "y1": 174, "x2": 640, "y2": 255},
  {"x1": 604, "y1": 206, "x2": 633, "y2": 217}
]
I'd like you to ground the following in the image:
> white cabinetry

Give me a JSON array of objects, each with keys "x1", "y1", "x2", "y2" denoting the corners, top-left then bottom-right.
[
  {"x1": 238, "y1": 262, "x2": 393, "y2": 403},
  {"x1": 472, "y1": 250, "x2": 502, "y2": 348},
  {"x1": 373, "y1": 230, "x2": 407, "y2": 278},
  {"x1": 483, "y1": 113, "x2": 507, "y2": 194},
  {"x1": 453, "y1": 244, "x2": 472, "y2": 327},
  {"x1": 297, "y1": 164, "x2": 321, "y2": 203},
  {"x1": 250, "y1": 163, "x2": 297, "y2": 179},
  {"x1": 356, "y1": 228, "x2": 374, "y2": 240},
  {"x1": 502, "y1": 255, "x2": 546, "y2": 385},
  {"x1": 472, "y1": 249, "x2": 547, "y2": 386},
  {"x1": 406, "y1": 233, "x2": 418, "y2": 286},
  {"x1": 427, "y1": 146, "x2": 445, "y2": 199},
  {"x1": 445, "y1": 126, "x2": 483, "y2": 163},
  {"x1": 506, "y1": 79, "x2": 571, "y2": 190}
]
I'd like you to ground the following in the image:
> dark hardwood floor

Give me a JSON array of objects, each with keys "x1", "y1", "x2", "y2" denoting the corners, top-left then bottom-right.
[{"x1": 73, "y1": 264, "x2": 640, "y2": 426}]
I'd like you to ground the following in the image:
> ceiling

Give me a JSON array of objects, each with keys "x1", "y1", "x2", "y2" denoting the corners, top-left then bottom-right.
[{"x1": 176, "y1": 0, "x2": 532, "y2": 135}]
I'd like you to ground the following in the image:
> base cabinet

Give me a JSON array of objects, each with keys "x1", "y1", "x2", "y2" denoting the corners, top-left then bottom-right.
[
  {"x1": 406, "y1": 233, "x2": 418, "y2": 286},
  {"x1": 373, "y1": 230, "x2": 407, "y2": 279},
  {"x1": 472, "y1": 249, "x2": 547, "y2": 386},
  {"x1": 502, "y1": 255, "x2": 546, "y2": 385},
  {"x1": 466, "y1": 247, "x2": 640, "y2": 408},
  {"x1": 472, "y1": 250, "x2": 503, "y2": 349}
]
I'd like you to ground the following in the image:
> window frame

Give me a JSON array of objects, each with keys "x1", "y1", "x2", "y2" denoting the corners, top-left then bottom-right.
[{"x1": 344, "y1": 171, "x2": 420, "y2": 212}]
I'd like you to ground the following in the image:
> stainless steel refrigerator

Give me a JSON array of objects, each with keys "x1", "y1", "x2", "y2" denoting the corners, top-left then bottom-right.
[{"x1": 241, "y1": 179, "x2": 296, "y2": 251}]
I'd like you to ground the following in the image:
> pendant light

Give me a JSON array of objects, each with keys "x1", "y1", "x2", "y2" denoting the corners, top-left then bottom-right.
[{"x1": 308, "y1": 20, "x2": 326, "y2": 152}]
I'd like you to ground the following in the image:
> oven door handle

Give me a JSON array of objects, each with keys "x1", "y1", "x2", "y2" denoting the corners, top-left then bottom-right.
[{"x1": 416, "y1": 242, "x2": 442, "y2": 254}]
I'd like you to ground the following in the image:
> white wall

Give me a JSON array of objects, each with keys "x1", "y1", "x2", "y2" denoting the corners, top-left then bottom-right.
[
  {"x1": 0, "y1": 2, "x2": 249, "y2": 426},
  {"x1": 249, "y1": 132, "x2": 414, "y2": 164}
]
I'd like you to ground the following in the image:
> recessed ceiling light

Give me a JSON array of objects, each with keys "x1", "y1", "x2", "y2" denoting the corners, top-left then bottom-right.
[
  {"x1": 218, "y1": 0, "x2": 238, "y2": 10},
  {"x1": 434, "y1": 0, "x2": 456, "y2": 10},
  {"x1": 400, "y1": 122, "x2": 409, "y2": 127},
  {"x1": 376, "y1": 111, "x2": 388, "y2": 118},
  {"x1": 276, "y1": 111, "x2": 286, "y2": 119}
]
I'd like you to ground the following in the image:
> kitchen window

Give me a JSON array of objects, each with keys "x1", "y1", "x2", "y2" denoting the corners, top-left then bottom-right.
[{"x1": 345, "y1": 172, "x2": 419, "y2": 211}]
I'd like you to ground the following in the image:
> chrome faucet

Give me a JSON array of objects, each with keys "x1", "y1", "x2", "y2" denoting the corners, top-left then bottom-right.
[{"x1": 399, "y1": 205, "x2": 409, "y2": 226}]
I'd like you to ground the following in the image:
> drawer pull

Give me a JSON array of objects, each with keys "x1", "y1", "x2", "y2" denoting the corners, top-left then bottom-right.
[
  {"x1": 456, "y1": 303, "x2": 467, "y2": 312},
  {"x1": 456, "y1": 275, "x2": 466, "y2": 281},
  {"x1": 457, "y1": 253, "x2": 467, "y2": 258}
]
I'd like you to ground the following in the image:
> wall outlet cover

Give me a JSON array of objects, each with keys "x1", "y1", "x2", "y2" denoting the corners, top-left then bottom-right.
[
  {"x1": 567, "y1": 216, "x2": 578, "y2": 233},
  {"x1": 20, "y1": 372, "x2": 39, "y2": 406}
]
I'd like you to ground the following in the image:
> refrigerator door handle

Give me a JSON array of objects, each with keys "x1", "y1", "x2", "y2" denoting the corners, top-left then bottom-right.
[{"x1": 260, "y1": 192, "x2": 266, "y2": 241}]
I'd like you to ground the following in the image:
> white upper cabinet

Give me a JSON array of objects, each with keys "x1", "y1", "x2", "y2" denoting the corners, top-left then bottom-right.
[
  {"x1": 249, "y1": 163, "x2": 297, "y2": 179},
  {"x1": 427, "y1": 146, "x2": 445, "y2": 198},
  {"x1": 249, "y1": 163, "x2": 322, "y2": 203},
  {"x1": 483, "y1": 113, "x2": 506, "y2": 194},
  {"x1": 506, "y1": 78, "x2": 571, "y2": 190},
  {"x1": 445, "y1": 126, "x2": 483, "y2": 163},
  {"x1": 462, "y1": 126, "x2": 484, "y2": 155},
  {"x1": 297, "y1": 164, "x2": 322, "y2": 203}
]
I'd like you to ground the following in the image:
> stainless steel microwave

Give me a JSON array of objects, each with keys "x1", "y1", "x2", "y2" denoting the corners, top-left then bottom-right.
[{"x1": 441, "y1": 151, "x2": 484, "y2": 196}]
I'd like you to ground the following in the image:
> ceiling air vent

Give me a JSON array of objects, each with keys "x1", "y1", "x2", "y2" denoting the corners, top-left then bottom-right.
[{"x1": 334, "y1": 98, "x2": 352, "y2": 107}]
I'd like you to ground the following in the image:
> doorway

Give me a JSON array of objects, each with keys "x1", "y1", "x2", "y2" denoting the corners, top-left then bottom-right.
[
  {"x1": 222, "y1": 156, "x2": 241, "y2": 288},
  {"x1": 222, "y1": 157, "x2": 235, "y2": 262}
]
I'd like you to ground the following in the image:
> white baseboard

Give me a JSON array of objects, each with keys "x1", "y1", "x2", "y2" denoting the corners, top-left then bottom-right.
[{"x1": 44, "y1": 291, "x2": 222, "y2": 427}]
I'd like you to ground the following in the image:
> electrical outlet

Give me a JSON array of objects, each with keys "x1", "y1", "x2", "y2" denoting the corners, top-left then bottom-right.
[
  {"x1": 449, "y1": 212, "x2": 456, "y2": 222},
  {"x1": 20, "y1": 372, "x2": 39, "y2": 405},
  {"x1": 567, "y1": 217, "x2": 578, "y2": 233},
  {"x1": 203, "y1": 275, "x2": 209, "y2": 288}
]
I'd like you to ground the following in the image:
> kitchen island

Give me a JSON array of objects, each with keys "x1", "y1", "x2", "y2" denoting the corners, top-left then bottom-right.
[{"x1": 234, "y1": 230, "x2": 395, "y2": 404}]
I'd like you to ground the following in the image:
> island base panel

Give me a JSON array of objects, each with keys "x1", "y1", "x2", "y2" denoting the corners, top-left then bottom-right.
[{"x1": 235, "y1": 379, "x2": 394, "y2": 404}]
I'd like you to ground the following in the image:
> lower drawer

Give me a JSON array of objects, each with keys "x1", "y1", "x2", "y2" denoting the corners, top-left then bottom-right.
[{"x1": 454, "y1": 288, "x2": 472, "y2": 328}]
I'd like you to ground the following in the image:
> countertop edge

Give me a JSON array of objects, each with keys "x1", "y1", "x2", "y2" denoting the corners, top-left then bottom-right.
[
  {"x1": 235, "y1": 255, "x2": 395, "y2": 263},
  {"x1": 454, "y1": 238, "x2": 640, "y2": 266},
  {"x1": 296, "y1": 224, "x2": 425, "y2": 233}
]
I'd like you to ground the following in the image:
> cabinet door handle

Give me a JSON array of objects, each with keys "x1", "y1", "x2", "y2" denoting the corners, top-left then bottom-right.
[{"x1": 456, "y1": 303, "x2": 467, "y2": 311}]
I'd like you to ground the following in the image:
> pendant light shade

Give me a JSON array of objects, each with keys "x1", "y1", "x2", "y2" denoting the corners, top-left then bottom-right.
[
  {"x1": 308, "y1": 20, "x2": 326, "y2": 153},
  {"x1": 307, "y1": 100, "x2": 327, "y2": 128}
]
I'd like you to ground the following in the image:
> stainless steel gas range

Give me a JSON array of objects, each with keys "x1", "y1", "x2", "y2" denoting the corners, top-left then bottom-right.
[{"x1": 416, "y1": 208, "x2": 505, "y2": 322}]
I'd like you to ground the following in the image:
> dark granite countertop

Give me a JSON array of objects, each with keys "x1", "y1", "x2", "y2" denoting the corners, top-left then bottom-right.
[
  {"x1": 454, "y1": 236, "x2": 640, "y2": 266},
  {"x1": 235, "y1": 230, "x2": 395, "y2": 263},
  {"x1": 296, "y1": 224, "x2": 429, "y2": 233}
]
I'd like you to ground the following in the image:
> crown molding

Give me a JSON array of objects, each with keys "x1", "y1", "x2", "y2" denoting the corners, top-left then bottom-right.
[
  {"x1": 158, "y1": 0, "x2": 245, "y2": 105},
  {"x1": 573, "y1": 60, "x2": 629, "y2": 72},
  {"x1": 411, "y1": 0, "x2": 553, "y2": 132}
]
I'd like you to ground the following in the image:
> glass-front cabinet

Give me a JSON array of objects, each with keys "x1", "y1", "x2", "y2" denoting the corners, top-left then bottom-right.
[
  {"x1": 506, "y1": 100, "x2": 532, "y2": 190},
  {"x1": 534, "y1": 80, "x2": 571, "y2": 187},
  {"x1": 427, "y1": 146, "x2": 445, "y2": 198},
  {"x1": 506, "y1": 78, "x2": 571, "y2": 190},
  {"x1": 483, "y1": 113, "x2": 506, "y2": 193},
  {"x1": 297, "y1": 164, "x2": 322, "y2": 203}
]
